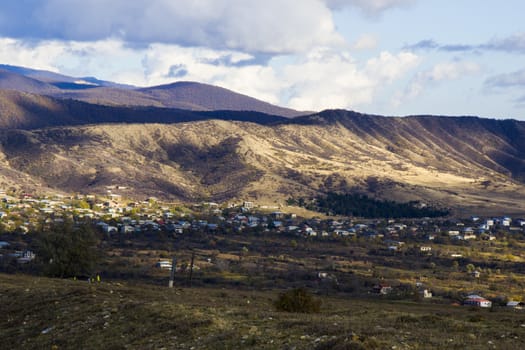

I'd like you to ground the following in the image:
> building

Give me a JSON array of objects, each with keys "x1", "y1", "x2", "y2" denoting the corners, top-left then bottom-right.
[
  {"x1": 372, "y1": 284, "x2": 392, "y2": 295},
  {"x1": 464, "y1": 295, "x2": 492, "y2": 308}
]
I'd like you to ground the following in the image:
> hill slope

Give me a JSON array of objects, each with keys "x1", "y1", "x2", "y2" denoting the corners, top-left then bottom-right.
[
  {"x1": 0, "y1": 90, "x2": 286, "y2": 129},
  {"x1": 137, "y1": 82, "x2": 305, "y2": 117},
  {"x1": 0, "y1": 111, "x2": 524, "y2": 214},
  {"x1": 0, "y1": 65, "x2": 305, "y2": 117}
]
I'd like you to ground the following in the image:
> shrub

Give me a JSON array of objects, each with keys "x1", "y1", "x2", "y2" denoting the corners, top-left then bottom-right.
[{"x1": 274, "y1": 288, "x2": 321, "y2": 313}]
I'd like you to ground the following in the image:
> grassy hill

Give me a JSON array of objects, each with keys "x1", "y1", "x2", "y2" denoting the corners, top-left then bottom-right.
[
  {"x1": 2, "y1": 273, "x2": 524, "y2": 349},
  {"x1": 0, "y1": 112, "x2": 524, "y2": 214}
]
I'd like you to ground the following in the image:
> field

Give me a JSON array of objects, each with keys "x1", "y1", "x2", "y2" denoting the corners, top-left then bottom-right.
[
  {"x1": 3, "y1": 222, "x2": 525, "y2": 349},
  {"x1": 2, "y1": 273, "x2": 525, "y2": 349}
]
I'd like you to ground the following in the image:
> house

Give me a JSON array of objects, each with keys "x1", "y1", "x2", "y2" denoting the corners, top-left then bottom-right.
[
  {"x1": 372, "y1": 284, "x2": 392, "y2": 295},
  {"x1": 463, "y1": 295, "x2": 492, "y2": 308},
  {"x1": 420, "y1": 289, "x2": 432, "y2": 298},
  {"x1": 17, "y1": 250, "x2": 35, "y2": 264},
  {"x1": 156, "y1": 260, "x2": 173, "y2": 270},
  {"x1": 119, "y1": 225, "x2": 134, "y2": 234},
  {"x1": 333, "y1": 229, "x2": 354, "y2": 236},
  {"x1": 506, "y1": 301, "x2": 524, "y2": 309},
  {"x1": 501, "y1": 217, "x2": 512, "y2": 226}
]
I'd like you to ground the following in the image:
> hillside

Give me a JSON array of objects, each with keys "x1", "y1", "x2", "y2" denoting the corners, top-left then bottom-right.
[
  {"x1": 0, "y1": 90, "x2": 285, "y2": 129},
  {"x1": 0, "y1": 65, "x2": 305, "y2": 117},
  {"x1": 4, "y1": 273, "x2": 525, "y2": 349},
  {"x1": 1, "y1": 66, "x2": 525, "y2": 214},
  {"x1": 137, "y1": 81, "x2": 305, "y2": 117},
  {"x1": 0, "y1": 111, "x2": 524, "y2": 214},
  {"x1": 0, "y1": 69, "x2": 60, "y2": 95}
]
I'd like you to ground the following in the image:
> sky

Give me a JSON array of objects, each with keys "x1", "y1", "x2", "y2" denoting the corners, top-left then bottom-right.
[{"x1": 0, "y1": 0, "x2": 524, "y2": 119}]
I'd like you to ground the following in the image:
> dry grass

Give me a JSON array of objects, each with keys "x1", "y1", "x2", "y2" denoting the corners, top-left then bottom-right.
[{"x1": 2, "y1": 273, "x2": 525, "y2": 349}]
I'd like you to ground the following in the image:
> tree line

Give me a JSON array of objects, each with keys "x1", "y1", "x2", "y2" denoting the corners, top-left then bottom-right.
[{"x1": 289, "y1": 192, "x2": 449, "y2": 218}]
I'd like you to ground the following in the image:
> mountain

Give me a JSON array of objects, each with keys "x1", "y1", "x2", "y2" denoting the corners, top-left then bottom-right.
[
  {"x1": 0, "y1": 64, "x2": 134, "y2": 89},
  {"x1": 0, "y1": 65, "x2": 305, "y2": 117},
  {"x1": 0, "y1": 109, "x2": 524, "y2": 215},
  {"x1": 0, "y1": 69, "x2": 60, "y2": 95},
  {"x1": 1, "y1": 65, "x2": 525, "y2": 214},
  {"x1": 137, "y1": 82, "x2": 305, "y2": 117},
  {"x1": 0, "y1": 90, "x2": 286, "y2": 129}
]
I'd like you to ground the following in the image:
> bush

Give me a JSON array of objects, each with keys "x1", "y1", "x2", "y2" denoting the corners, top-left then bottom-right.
[{"x1": 274, "y1": 288, "x2": 321, "y2": 313}]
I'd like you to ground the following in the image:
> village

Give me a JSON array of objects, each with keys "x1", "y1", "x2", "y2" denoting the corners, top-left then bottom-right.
[{"x1": 1, "y1": 188, "x2": 525, "y2": 310}]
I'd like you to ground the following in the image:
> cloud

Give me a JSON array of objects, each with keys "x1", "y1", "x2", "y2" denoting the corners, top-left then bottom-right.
[
  {"x1": 397, "y1": 61, "x2": 481, "y2": 103},
  {"x1": 282, "y1": 49, "x2": 419, "y2": 110},
  {"x1": 405, "y1": 33, "x2": 525, "y2": 54},
  {"x1": 482, "y1": 33, "x2": 525, "y2": 54},
  {"x1": 138, "y1": 44, "x2": 420, "y2": 110},
  {"x1": 485, "y1": 69, "x2": 525, "y2": 89},
  {"x1": 323, "y1": 0, "x2": 415, "y2": 14},
  {"x1": 352, "y1": 34, "x2": 378, "y2": 50},
  {"x1": 403, "y1": 39, "x2": 439, "y2": 51},
  {"x1": 0, "y1": 0, "x2": 344, "y2": 55},
  {"x1": 484, "y1": 70, "x2": 525, "y2": 109}
]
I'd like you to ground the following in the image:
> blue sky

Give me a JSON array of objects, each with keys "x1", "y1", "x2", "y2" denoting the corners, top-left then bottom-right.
[{"x1": 0, "y1": 0, "x2": 524, "y2": 119}]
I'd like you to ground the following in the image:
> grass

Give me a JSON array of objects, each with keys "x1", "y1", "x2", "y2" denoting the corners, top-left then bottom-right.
[{"x1": 2, "y1": 273, "x2": 525, "y2": 349}]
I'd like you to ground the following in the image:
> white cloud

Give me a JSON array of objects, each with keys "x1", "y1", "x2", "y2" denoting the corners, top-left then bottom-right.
[
  {"x1": 365, "y1": 51, "x2": 420, "y2": 82},
  {"x1": 1, "y1": 0, "x2": 344, "y2": 55},
  {"x1": 396, "y1": 61, "x2": 481, "y2": 104},
  {"x1": 0, "y1": 38, "x2": 64, "y2": 72},
  {"x1": 352, "y1": 34, "x2": 378, "y2": 50},
  {"x1": 281, "y1": 49, "x2": 419, "y2": 111}
]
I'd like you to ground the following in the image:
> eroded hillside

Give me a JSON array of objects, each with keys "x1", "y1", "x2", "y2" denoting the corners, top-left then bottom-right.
[{"x1": 0, "y1": 111, "x2": 524, "y2": 215}]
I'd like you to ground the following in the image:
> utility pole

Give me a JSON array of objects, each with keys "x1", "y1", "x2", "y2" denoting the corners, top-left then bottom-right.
[
  {"x1": 188, "y1": 251, "x2": 195, "y2": 287},
  {"x1": 168, "y1": 256, "x2": 177, "y2": 288}
]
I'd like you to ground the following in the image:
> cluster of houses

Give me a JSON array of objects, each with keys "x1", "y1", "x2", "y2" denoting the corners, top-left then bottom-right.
[
  {"x1": 1, "y1": 193, "x2": 525, "y2": 308},
  {"x1": 0, "y1": 189, "x2": 523, "y2": 241}
]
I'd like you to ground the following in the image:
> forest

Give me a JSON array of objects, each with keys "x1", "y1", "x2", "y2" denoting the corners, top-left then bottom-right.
[{"x1": 290, "y1": 192, "x2": 450, "y2": 218}]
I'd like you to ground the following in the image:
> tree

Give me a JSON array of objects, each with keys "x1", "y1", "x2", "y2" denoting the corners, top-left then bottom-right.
[{"x1": 34, "y1": 221, "x2": 100, "y2": 278}]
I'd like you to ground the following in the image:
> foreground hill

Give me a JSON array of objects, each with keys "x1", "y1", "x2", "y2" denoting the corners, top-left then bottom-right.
[
  {"x1": 1, "y1": 273, "x2": 524, "y2": 349},
  {"x1": 0, "y1": 110, "x2": 524, "y2": 214}
]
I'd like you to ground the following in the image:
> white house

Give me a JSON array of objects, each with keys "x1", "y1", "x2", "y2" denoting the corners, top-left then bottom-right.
[
  {"x1": 156, "y1": 260, "x2": 173, "y2": 270},
  {"x1": 464, "y1": 295, "x2": 492, "y2": 308}
]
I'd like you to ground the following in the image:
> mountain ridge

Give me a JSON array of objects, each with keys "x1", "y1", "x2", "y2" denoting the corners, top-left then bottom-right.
[
  {"x1": 0, "y1": 114, "x2": 523, "y2": 215},
  {"x1": 0, "y1": 65, "x2": 525, "y2": 215},
  {"x1": 0, "y1": 65, "x2": 306, "y2": 117}
]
